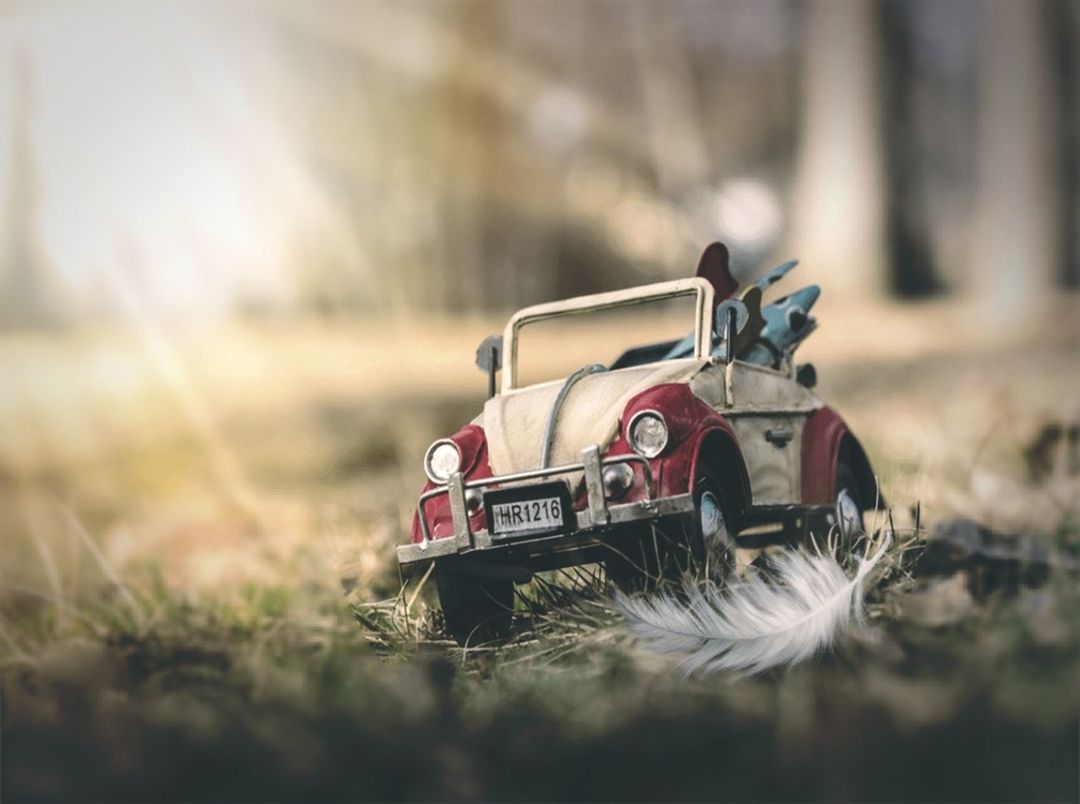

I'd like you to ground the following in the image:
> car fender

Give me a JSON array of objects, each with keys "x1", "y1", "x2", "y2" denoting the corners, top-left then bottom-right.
[
  {"x1": 410, "y1": 424, "x2": 493, "y2": 544},
  {"x1": 687, "y1": 425, "x2": 752, "y2": 519},
  {"x1": 620, "y1": 384, "x2": 751, "y2": 516},
  {"x1": 801, "y1": 407, "x2": 881, "y2": 508}
]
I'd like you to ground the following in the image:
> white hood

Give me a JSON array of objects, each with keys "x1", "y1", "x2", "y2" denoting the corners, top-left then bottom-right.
[{"x1": 478, "y1": 358, "x2": 707, "y2": 477}]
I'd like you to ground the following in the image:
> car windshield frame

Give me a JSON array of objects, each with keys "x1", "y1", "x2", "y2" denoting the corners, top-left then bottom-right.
[{"x1": 501, "y1": 277, "x2": 716, "y2": 393}]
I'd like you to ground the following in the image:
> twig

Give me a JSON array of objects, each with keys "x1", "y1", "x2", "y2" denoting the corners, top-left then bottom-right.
[{"x1": 405, "y1": 562, "x2": 435, "y2": 613}]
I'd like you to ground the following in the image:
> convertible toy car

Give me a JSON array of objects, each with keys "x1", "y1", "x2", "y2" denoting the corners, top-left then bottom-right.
[{"x1": 399, "y1": 243, "x2": 882, "y2": 645}]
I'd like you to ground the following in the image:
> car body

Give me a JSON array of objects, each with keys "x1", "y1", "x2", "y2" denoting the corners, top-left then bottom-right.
[{"x1": 398, "y1": 246, "x2": 881, "y2": 644}]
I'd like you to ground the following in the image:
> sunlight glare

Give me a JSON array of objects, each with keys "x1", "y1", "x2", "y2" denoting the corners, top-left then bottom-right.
[{"x1": 0, "y1": 1, "x2": 327, "y2": 321}]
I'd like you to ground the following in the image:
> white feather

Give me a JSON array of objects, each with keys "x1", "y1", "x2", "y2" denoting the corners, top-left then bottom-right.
[{"x1": 614, "y1": 538, "x2": 889, "y2": 676}]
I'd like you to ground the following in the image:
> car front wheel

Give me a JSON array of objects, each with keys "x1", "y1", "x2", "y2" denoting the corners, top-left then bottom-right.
[
  {"x1": 434, "y1": 566, "x2": 514, "y2": 646},
  {"x1": 688, "y1": 460, "x2": 738, "y2": 577},
  {"x1": 605, "y1": 458, "x2": 737, "y2": 589}
]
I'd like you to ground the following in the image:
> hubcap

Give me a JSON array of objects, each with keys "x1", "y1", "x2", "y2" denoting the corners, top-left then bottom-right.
[
  {"x1": 836, "y1": 488, "x2": 864, "y2": 543},
  {"x1": 699, "y1": 490, "x2": 731, "y2": 550}
]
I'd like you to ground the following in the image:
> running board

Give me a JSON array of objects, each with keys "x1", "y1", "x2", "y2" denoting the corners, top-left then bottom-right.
[{"x1": 736, "y1": 504, "x2": 837, "y2": 549}]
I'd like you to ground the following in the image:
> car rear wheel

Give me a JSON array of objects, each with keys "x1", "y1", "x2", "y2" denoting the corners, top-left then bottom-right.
[
  {"x1": 434, "y1": 566, "x2": 514, "y2": 646},
  {"x1": 836, "y1": 460, "x2": 866, "y2": 552}
]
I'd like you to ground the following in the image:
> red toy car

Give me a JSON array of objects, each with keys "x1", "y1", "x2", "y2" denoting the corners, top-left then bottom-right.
[{"x1": 398, "y1": 244, "x2": 881, "y2": 645}]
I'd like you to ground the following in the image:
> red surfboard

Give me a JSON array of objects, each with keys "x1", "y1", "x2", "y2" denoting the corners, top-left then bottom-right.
[{"x1": 695, "y1": 242, "x2": 738, "y2": 301}]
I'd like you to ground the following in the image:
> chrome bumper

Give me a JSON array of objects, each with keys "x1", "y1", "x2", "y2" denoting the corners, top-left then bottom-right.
[{"x1": 396, "y1": 445, "x2": 695, "y2": 566}]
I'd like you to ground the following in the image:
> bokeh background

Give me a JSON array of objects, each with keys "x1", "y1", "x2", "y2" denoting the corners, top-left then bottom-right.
[
  {"x1": 1, "y1": 1, "x2": 1078, "y2": 801},
  {"x1": 3, "y1": 0, "x2": 1079, "y2": 322}
]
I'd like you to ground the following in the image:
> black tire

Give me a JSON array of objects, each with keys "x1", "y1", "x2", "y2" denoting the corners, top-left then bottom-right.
[
  {"x1": 603, "y1": 523, "x2": 669, "y2": 592},
  {"x1": 605, "y1": 459, "x2": 737, "y2": 590},
  {"x1": 685, "y1": 459, "x2": 738, "y2": 578},
  {"x1": 434, "y1": 567, "x2": 514, "y2": 646}
]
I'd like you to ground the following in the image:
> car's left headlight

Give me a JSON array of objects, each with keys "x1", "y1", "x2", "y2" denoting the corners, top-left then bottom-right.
[
  {"x1": 627, "y1": 410, "x2": 669, "y2": 458},
  {"x1": 423, "y1": 439, "x2": 462, "y2": 483}
]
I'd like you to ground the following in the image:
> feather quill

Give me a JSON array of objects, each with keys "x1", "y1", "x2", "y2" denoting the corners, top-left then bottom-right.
[{"x1": 614, "y1": 538, "x2": 889, "y2": 676}]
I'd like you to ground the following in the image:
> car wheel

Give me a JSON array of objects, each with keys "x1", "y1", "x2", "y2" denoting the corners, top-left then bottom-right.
[
  {"x1": 835, "y1": 460, "x2": 866, "y2": 552},
  {"x1": 434, "y1": 566, "x2": 514, "y2": 646},
  {"x1": 688, "y1": 460, "x2": 737, "y2": 576},
  {"x1": 605, "y1": 459, "x2": 737, "y2": 589},
  {"x1": 603, "y1": 523, "x2": 668, "y2": 591}
]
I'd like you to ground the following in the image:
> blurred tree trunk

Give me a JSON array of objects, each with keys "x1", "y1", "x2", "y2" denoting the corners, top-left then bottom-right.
[
  {"x1": 790, "y1": 0, "x2": 886, "y2": 298},
  {"x1": 1049, "y1": 0, "x2": 1079, "y2": 290},
  {"x1": 0, "y1": 50, "x2": 62, "y2": 330},
  {"x1": 630, "y1": 1, "x2": 710, "y2": 198},
  {"x1": 429, "y1": 0, "x2": 513, "y2": 314},
  {"x1": 878, "y1": 2, "x2": 939, "y2": 298},
  {"x1": 970, "y1": 0, "x2": 1061, "y2": 328}
]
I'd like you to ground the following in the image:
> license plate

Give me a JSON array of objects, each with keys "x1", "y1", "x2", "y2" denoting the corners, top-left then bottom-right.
[{"x1": 484, "y1": 482, "x2": 573, "y2": 540}]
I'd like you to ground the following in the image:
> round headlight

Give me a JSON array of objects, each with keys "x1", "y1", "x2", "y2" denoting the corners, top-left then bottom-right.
[
  {"x1": 423, "y1": 439, "x2": 462, "y2": 483},
  {"x1": 627, "y1": 410, "x2": 669, "y2": 458}
]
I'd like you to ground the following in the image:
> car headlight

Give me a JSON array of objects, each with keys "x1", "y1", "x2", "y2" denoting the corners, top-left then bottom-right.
[
  {"x1": 423, "y1": 439, "x2": 462, "y2": 483},
  {"x1": 627, "y1": 410, "x2": 669, "y2": 458}
]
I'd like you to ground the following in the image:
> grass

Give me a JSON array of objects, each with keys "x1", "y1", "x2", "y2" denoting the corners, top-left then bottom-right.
[{"x1": 1, "y1": 312, "x2": 1079, "y2": 801}]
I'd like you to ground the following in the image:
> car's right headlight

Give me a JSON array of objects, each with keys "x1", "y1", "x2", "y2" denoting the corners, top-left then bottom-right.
[
  {"x1": 423, "y1": 439, "x2": 462, "y2": 483},
  {"x1": 627, "y1": 410, "x2": 669, "y2": 458}
]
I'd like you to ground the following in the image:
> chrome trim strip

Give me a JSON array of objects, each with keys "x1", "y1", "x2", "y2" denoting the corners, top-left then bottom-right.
[
  {"x1": 722, "y1": 407, "x2": 818, "y2": 417},
  {"x1": 447, "y1": 473, "x2": 471, "y2": 549},
  {"x1": 582, "y1": 445, "x2": 609, "y2": 526}
]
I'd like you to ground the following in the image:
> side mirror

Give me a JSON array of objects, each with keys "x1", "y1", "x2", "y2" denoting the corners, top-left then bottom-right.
[
  {"x1": 714, "y1": 299, "x2": 748, "y2": 364},
  {"x1": 475, "y1": 335, "x2": 503, "y2": 398}
]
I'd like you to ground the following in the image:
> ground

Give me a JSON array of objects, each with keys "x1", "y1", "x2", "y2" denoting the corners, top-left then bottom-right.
[{"x1": 1, "y1": 300, "x2": 1078, "y2": 802}]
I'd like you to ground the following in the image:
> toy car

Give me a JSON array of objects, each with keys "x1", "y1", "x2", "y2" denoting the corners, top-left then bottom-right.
[{"x1": 398, "y1": 243, "x2": 882, "y2": 645}]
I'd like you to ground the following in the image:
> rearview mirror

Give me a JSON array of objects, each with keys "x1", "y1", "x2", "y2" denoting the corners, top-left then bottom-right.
[
  {"x1": 475, "y1": 335, "x2": 503, "y2": 372},
  {"x1": 714, "y1": 299, "x2": 748, "y2": 364},
  {"x1": 475, "y1": 335, "x2": 503, "y2": 398}
]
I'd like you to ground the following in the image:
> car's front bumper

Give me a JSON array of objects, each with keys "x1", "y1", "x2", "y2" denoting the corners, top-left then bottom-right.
[{"x1": 396, "y1": 444, "x2": 695, "y2": 566}]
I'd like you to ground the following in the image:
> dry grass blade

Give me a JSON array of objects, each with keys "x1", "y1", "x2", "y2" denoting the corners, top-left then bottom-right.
[
  {"x1": 0, "y1": 615, "x2": 37, "y2": 666},
  {"x1": 60, "y1": 505, "x2": 146, "y2": 629},
  {"x1": 26, "y1": 511, "x2": 66, "y2": 625},
  {"x1": 3, "y1": 584, "x2": 111, "y2": 637},
  {"x1": 405, "y1": 562, "x2": 434, "y2": 612}
]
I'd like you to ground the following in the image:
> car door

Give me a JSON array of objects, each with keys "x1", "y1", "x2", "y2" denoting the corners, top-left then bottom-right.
[{"x1": 690, "y1": 360, "x2": 821, "y2": 506}]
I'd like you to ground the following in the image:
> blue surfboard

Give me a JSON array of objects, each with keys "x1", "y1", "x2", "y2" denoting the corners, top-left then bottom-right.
[{"x1": 740, "y1": 284, "x2": 820, "y2": 368}]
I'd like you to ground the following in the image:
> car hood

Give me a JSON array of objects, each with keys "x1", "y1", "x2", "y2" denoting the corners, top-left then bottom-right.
[{"x1": 477, "y1": 358, "x2": 708, "y2": 478}]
